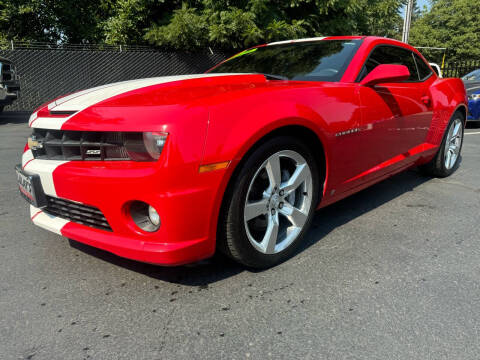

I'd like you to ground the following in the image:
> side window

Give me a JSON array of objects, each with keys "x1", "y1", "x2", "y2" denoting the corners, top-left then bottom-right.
[
  {"x1": 414, "y1": 54, "x2": 433, "y2": 80},
  {"x1": 358, "y1": 45, "x2": 419, "y2": 82}
]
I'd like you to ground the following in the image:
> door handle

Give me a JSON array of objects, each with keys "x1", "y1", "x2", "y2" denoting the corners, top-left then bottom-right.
[{"x1": 421, "y1": 95, "x2": 431, "y2": 107}]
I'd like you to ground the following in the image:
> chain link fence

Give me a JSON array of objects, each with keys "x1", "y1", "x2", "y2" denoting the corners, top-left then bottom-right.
[{"x1": 0, "y1": 42, "x2": 229, "y2": 111}]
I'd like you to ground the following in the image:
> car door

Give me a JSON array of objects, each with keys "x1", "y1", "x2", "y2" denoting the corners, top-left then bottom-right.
[{"x1": 355, "y1": 45, "x2": 433, "y2": 180}]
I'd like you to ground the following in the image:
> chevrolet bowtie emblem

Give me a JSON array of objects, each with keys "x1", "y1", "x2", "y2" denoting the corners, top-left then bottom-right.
[{"x1": 27, "y1": 136, "x2": 43, "y2": 150}]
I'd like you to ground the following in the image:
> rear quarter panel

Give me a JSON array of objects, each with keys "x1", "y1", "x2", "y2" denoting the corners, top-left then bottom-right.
[{"x1": 426, "y1": 77, "x2": 468, "y2": 146}]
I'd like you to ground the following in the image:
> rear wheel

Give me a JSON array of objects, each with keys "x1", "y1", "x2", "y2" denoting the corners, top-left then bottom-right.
[
  {"x1": 218, "y1": 136, "x2": 320, "y2": 268},
  {"x1": 420, "y1": 112, "x2": 464, "y2": 177}
]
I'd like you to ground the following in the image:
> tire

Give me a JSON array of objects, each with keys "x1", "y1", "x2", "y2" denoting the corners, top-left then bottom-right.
[
  {"x1": 217, "y1": 136, "x2": 321, "y2": 268},
  {"x1": 420, "y1": 111, "x2": 465, "y2": 177}
]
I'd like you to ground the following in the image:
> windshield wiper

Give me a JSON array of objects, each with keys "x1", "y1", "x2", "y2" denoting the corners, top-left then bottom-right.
[{"x1": 259, "y1": 73, "x2": 288, "y2": 81}]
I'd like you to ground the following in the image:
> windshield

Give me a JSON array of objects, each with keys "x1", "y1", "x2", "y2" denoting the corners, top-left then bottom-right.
[
  {"x1": 209, "y1": 39, "x2": 362, "y2": 82},
  {"x1": 462, "y1": 69, "x2": 480, "y2": 81}
]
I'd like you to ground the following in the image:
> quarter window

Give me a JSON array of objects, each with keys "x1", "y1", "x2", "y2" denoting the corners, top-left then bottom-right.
[
  {"x1": 357, "y1": 45, "x2": 420, "y2": 82},
  {"x1": 413, "y1": 54, "x2": 433, "y2": 80}
]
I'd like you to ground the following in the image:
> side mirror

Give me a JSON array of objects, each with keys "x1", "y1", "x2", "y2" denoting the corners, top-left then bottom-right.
[{"x1": 360, "y1": 64, "x2": 411, "y2": 86}]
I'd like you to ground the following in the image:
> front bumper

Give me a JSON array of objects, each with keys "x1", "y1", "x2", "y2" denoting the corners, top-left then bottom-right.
[
  {"x1": 30, "y1": 204, "x2": 212, "y2": 265},
  {"x1": 21, "y1": 150, "x2": 226, "y2": 266}
]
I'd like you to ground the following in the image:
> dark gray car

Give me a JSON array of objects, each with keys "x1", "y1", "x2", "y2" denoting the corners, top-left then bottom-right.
[{"x1": 0, "y1": 56, "x2": 20, "y2": 113}]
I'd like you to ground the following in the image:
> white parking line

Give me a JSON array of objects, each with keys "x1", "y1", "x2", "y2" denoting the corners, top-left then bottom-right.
[{"x1": 465, "y1": 131, "x2": 480, "y2": 135}]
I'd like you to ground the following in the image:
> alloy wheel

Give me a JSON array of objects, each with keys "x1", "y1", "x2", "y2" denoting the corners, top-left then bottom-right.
[
  {"x1": 444, "y1": 118, "x2": 463, "y2": 170},
  {"x1": 243, "y1": 150, "x2": 313, "y2": 254}
]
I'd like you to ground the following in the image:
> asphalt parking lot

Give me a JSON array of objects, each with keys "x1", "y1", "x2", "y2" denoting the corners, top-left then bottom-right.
[{"x1": 1, "y1": 111, "x2": 479, "y2": 360}]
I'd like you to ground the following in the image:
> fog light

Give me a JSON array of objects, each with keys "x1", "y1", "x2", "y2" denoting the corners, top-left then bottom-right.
[
  {"x1": 130, "y1": 201, "x2": 160, "y2": 232},
  {"x1": 148, "y1": 205, "x2": 160, "y2": 226}
]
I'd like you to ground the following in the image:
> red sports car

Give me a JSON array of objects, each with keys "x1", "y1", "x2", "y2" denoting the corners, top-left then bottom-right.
[{"x1": 17, "y1": 36, "x2": 467, "y2": 268}]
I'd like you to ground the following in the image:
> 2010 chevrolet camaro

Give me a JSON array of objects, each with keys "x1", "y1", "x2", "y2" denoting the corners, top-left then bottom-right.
[{"x1": 17, "y1": 36, "x2": 467, "y2": 268}]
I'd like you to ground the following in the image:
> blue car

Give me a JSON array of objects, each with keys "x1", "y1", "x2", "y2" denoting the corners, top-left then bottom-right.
[{"x1": 462, "y1": 70, "x2": 480, "y2": 122}]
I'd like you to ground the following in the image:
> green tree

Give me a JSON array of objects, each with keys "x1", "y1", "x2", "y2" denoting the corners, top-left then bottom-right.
[
  {"x1": 101, "y1": 0, "x2": 185, "y2": 45},
  {"x1": 1, "y1": 0, "x2": 407, "y2": 50},
  {"x1": 52, "y1": 0, "x2": 115, "y2": 43},
  {"x1": 410, "y1": 0, "x2": 480, "y2": 62},
  {"x1": 145, "y1": 0, "x2": 405, "y2": 51},
  {"x1": 144, "y1": 4, "x2": 210, "y2": 49},
  {"x1": 144, "y1": 1, "x2": 310, "y2": 51},
  {"x1": 357, "y1": 0, "x2": 405, "y2": 39},
  {"x1": 0, "y1": 0, "x2": 57, "y2": 43},
  {"x1": 0, "y1": 0, "x2": 115, "y2": 43}
]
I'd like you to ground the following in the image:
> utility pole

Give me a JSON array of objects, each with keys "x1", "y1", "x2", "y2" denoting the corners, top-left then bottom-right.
[{"x1": 402, "y1": 0, "x2": 414, "y2": 43}]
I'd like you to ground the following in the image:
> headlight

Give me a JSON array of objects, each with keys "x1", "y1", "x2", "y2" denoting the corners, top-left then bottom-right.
[
  {"x1": 143, "y1": 132, "x2": 168, "y2": 160},
  {"x1": 469, "y1": 93, "x2": 480, "y2": 101},
  {"x1": 125, "y1": 131, "x2": 168, "y2": 161}
]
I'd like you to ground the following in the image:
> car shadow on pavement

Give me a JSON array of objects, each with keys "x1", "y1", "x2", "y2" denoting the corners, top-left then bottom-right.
[
  {"x1": 69, "y1": 239, "x2": 245, "y2": 287},
  {"x1": 0, "y1": 111, "x2": 30, "y2": 125},
  {"x1": 69, "y1": 168, "x2": 432, "y2": 286},
  {"x1": 298, "y1": 169, "x2": 431, "y2": 255}
]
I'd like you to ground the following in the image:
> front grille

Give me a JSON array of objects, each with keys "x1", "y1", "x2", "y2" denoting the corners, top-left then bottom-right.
[
  {"x1": 30, "y1": 128, "x2": 143, "y2": 161},
  {"x1": 44, "y1": 196, "x2": 112, "y2": 231}
]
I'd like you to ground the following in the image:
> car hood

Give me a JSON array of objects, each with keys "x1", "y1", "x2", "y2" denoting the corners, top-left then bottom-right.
[
  {"x1": 30, "y1": 73, "x2": 271, "y2": 131},
  {"x1": 48, "y1": 73, "x2": 266, "y2": 112}
]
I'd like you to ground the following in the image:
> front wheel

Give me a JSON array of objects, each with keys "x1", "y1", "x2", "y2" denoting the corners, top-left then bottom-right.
[
  {"x1": 420, "y1": 112, "x2": 465, "y2": 177},
  {"x1": 218, "y1": 136, "x2": 320, "y2": 268}
]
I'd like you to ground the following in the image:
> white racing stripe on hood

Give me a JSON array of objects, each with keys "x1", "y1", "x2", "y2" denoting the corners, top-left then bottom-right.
[
  {"x1": 50, "y1": 73, "x2": 246, "y2": 112},
  {"x1": 31, "y1": 73, "x2": 249, "y2": 130},
  {"x1": 30, "y1": 116, "x2": 76, "y2": 130}
]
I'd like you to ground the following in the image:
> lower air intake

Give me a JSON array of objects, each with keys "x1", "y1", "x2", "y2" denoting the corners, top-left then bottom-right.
[{"x1": 44, "y1": 196, "x2": 112, "y2": 232}]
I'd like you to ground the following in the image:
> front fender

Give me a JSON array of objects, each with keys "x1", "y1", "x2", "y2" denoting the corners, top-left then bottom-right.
[
  {"x1": 204, "y1": 99, "x2": 329, "y2": 166},
  {"x1": 202, "y1": 97, "x2": 333, "y2": 247},
  {"x1": 200, "y1": 83, "x2": 361, "y2": 247}
]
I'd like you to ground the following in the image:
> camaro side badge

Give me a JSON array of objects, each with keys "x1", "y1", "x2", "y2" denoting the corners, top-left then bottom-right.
[
  {"x1": 335, "y1": 127, "x2": 361, "y2": 137},
  {"x1": 335, "y1": 124, "x2": 373, "y2": 137}
]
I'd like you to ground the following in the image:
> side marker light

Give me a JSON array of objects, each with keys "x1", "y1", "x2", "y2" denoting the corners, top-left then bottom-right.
[{"x1": 198, "y1": 161, "x2": 230, "y2": 173}]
